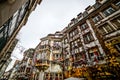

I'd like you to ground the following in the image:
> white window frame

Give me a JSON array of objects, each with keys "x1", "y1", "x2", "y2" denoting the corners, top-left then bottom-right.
[{"x1": 102, "y1": 7, "x2": 115, "y2": 17}]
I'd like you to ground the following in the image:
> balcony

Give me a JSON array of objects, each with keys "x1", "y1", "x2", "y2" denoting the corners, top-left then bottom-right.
[
  {"x1": 35, "y1": 63, "x2": 49, "y2": 71},
  {"x1": 35, "y1": 59, "x2": 49, "y2": 71}
]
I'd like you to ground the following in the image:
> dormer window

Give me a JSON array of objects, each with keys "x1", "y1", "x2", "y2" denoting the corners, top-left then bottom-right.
[
  {"x1": 96, "y1": 0, "x2": 107, "y2": 4},
  {"x1": 77, "y1": 13, "x2": 83, "y2": 20},
  {"x1": 85, "y1": 5, "x2": 94, "y2": 13}
]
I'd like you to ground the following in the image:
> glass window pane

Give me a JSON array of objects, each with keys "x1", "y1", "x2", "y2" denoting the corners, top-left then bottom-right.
[
  {"x1": 102, "y1": 7, "x2": 115, "y2": 17},
  {"x1": 98, "y1": 24, "x2": 115, "y2": 35},
  {"x1": 108, "y1": 7, "x2": 115, "y2": 13},
  {"x1": 111, "y1": 16, "x2": 120, "y2": 29},
  {"x1": 0, "y1": 32, "x2": 3, "y2": 38},
  {"x1": 83, "y1": 32, "x2": 93, "y2": 43},
  {"x1": 80, "y1": 23, "x2": 88, "y2": 30},
  {"x1": 92, "y1": 14, "x2": 102, "y2": 23},
  {"x1": 115, "y1": 1, "x2": 120, "y2": 7}
]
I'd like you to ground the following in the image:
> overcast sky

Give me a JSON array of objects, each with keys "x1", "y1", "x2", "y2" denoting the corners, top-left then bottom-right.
[{"x1": 6, "y1": 0, "x2": 95, "y2": 71}]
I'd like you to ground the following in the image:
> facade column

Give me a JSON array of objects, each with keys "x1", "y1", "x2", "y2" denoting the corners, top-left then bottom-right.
[
  {"x1": 88, "y1": 17, "x2": 110, "y2": 57},
  {"x1": 86, "y1": 19, "x2": 105, "y2": 56},
  {"x1": 77, "y1": 25, "x2": 90, "y2": 64},
  {"x1": 39, "y1": 70, "x2": 44, "y2": 80},
  {"x1": 111, "y1": 3, "x2": 119, "y2": 10},
  {"x1": 107, "y1": 21, "x2": 117, "y2": 30},
  {"x1": 38, "y1": 72, "x2": 41, "y2": 80},
  {"x1": 99, "y1": 12, "x2": 105, "y2": 18}
]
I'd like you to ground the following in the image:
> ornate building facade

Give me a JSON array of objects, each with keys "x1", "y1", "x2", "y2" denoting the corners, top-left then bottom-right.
[
  {"x1": 3, "y1": 0, "x2": 120, "y2": 79},
  {"x1": 62, "y1": 0, "x2": 120, "y2": 78},
  {"x1": 0, "y1": 0, "x2": 42, "y2": 75},
  {"x1": 33, "y1": 0, "x2": 120, "y2": 79},
  {"x1": 10, "y1": 48, "x2": 35, "y2": 80},
  {"x1": 33, "y1": 32, "x2": 63, "y2": 80}
]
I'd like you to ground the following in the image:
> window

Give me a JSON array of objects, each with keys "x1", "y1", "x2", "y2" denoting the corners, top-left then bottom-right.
[
  {"x1": 46, "y1": 74, "x2": 48, "y2": 76},
  {"x1": 80, "y1": 23, "x2": 88, "y2": 30},
  {"x1": 116, "y1": 1, "x2": 120, "y2": 7},
  {"x1": 92, "y1": 14, "x2": 102, "y2": 23},
  {"x1": 69, "y1": 28, "x2": 78, "y2": 38},
  {"x1": 65, "y1": 39, "x2": 68, "y2": 43},
  {"x1": 75, "y1": 49, "x2": 79, "y2": 53},
  {"x1": 56, "y1": 54, "x2": 58, "y2": 58},
  {"x1": 83, "y1": 32, "x2": 94, "y2": 43},
  {"x1": 74, "y1": 29, "x2": 78, "y2": 35},
  {"x1": 59, "y1": 72, "x2": 62, "y2": 76},
  {"x1": 98, "y1": 27, "x2": 107, "y2": 35},
  {"x1": 0, "y1": 32, "x2": 3, "y2": 39},
  {"x1": 17, "y1": 2, "x2": 29, "y2": 24},
  {"x1": 72, "y1": 31, "x2": 75, "y2": 36},
  {"x1": 104, "y1": 25, "x2": 113, "y2": 32},
  {"x1": 114, "y1": 0, "x2": 120, "y2": 7},
  {"x1": 98, "y1": 24, "x2": 114, "y2": 35},
  {"x1": 90, "y1": 53, "x2": 94, "y2": 57},
  {"x1": 0, "y1": 21, "x2": 10, "y2": 50},
  {"x1": 71, "y1": 42, "x2": 74, "y2": 49},
  {"x1": 75, "y1": 41, "x2": 78, "y2": 47},
  {"x1": 56, "y1": 74, "x2": 58, "y2": 76},
  {"x1": 0, "y1": 26, "x2": 4, "y2": 38},
  {"x1": 9, "y1": 16, "x2": 18, "y2": 36},
  {"x1": 102, "y1": 7, "x2": 115, "y2": 17},
  {"x1": 115, "y1": 43, "x2": 120, "y2": 53},
  {"x1": 111, "y1": 16, "x2": 120, "y2": 29},
  {"x1": 70, "y1": 32, "x2": 73, "y2": 38}
]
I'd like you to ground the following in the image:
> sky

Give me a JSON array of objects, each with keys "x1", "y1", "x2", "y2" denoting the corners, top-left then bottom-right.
[{"x1": 6, "y1": 0, "x2": 95, "y2": 71}]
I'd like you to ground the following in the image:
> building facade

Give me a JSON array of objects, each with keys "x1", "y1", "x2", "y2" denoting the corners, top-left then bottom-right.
[
  {"x1": 1, "y1": 49, "x2": 35, "y2": 80},
  {"x1": 0, "y1": 0, "x2": 42, "y2": 74},
  {"x1": 2, "y1": 0, "x2": 120, "y2": 79},
  {"x1": 7, "y1": 60, "x2": 21, "y2": 80},
  {"x1": 16, "y1": 48, "x2": 35, "y2": 80},
  {"x1": 62, "y1": 0, "x2": 120, "y2": 78},
  {"x1": 33, "y1": 0, "x2": 120, "y2": 79},
  {"x1": 0, "y1": 58, "x2": 12, "y2": 78},
  {"x1": 92, "y1": 0, "x2": 120, "y2": 56},
  {"x1": 0, "y1": 38, "x2": 18, "y2": 77},
  {"x1": 33, "y1": 32, "x2": 63, "y2": 80}
]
